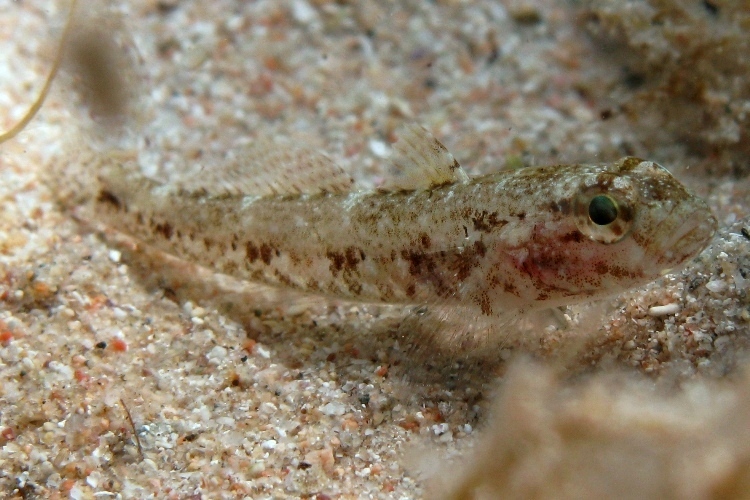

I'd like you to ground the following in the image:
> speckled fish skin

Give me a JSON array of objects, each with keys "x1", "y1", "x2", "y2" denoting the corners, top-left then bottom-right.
[{"x1": 84, "y1": 154, "x2": 716, "y2": 320}]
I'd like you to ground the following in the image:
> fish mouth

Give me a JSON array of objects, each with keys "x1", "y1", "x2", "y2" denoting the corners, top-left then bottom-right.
[{"x1": 653, "y1": 205, "x2": 717, "y2": 270}]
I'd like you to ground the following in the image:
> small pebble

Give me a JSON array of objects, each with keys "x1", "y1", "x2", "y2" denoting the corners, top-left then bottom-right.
[
  {"x1": 705, "y1": 280, "x2": 728, "y2": 293},
  {"x1": 255, "y1": 345, "x2": 271, "y2": 359},
  {"x1": 261, "y1": 439, "x2": 277, "y2": 450},
  {"x1": 648, "y1": 303, "x2": 681, "y2": 317},
  {"x1": 321, "y1": 402, "x2": 346, "y2": 416},
  {"x1": 369, "y1": 139, "x2": 389, "y2": 158},
  {"x1": 291, "y1": 0, "x2": 317, "y2": 24}
]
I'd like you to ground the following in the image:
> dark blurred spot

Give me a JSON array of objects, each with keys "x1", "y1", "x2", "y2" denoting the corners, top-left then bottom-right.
[
  {"x1": 509, "y1": 6, "x2": 542, "y2": 25},
  {"x1": 623, "y1": 69, "x2": 646, "y2": 89},
  {"x1": 68, "y1": 27, "x2": 129, "y2": 121},
  {"x1": 157, "y1": 0, "x2": 180, "y2": 14},
  {"x1": 703, "y1": 0, "x2": 719, "y2": 15},
  {"x1": 96, "y1": 189, "x2": 121, "y2": 209}
]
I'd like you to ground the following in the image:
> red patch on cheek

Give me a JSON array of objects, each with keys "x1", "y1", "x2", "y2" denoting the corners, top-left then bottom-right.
[
  {"x1": 503, "y1": 224, "x2": 606, "y2": 293},
  {"x1": 524, "y1": 226, "x2": 571, "y2": 284},
  {"x1": 595, "y1": 261, "x2": 609, "y2": 275},
  {"x1": 506, "y1": 245, "x2": 563, "y2": 286},
  {"x1": 527, "y1": 251, "x2": 569, "y2": 286}
]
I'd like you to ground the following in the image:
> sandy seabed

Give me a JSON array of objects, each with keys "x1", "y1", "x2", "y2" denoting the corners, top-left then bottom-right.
[{"x1": 1, "y1": 1, "x2": 748, "y2": 498}]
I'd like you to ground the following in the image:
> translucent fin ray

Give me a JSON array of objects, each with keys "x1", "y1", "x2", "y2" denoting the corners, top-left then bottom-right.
[
  {"x1": 382, "y1": 123, "x2": 468, "y2": 191},
  {"x1": 176, "y1": 138, "x2": 353, "y2": 197}
]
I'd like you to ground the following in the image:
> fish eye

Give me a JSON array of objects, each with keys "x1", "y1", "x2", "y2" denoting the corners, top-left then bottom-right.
[
  {"x1": 588, "y1": 195, "x2": 618, "y2": 225},
  {"x1": 574, "y1": 175, "x2": 636, "y2": 245}
]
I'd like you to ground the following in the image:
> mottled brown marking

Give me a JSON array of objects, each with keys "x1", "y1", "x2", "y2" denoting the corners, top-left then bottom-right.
[
  {"x1": 97, "y1": 189, "x2": 121, "y2": 210},
  {"x1": 620, "y1": 157, "x2": 644, "y2": 171},
  {"x1": 630, "y1": 232, "x2": 646, "y2": 246},
  {"x1": 155, "y1": 221, "x2": 173, "y2": 239},
  {"x1": 454, "y1": 252, "x2": 477, "y2": 282},
  {"x1": 406, "y1": 283, "x2": 416, "y2": 297},
  {"x1": 289, "y1": 251, "x2": 301, "y2": 265},
  {"x1": 609, "y1": 265, "x2": 633, "y2": 279},
  {"x1": 595, "y1": 262, "x2": 608, "y2": 275},
  {"x1": 306, "y1": 278, "x2": 320, "y2": 291},
  {"x1": 325, "y1": 247, "x2": 365, "y2": 292},
  {"x1": 473, "y1": 240, "x2": 486, "y2": 257},
  {"x1": 549, "y1": 200, "x2": 569, "y2": 214},
  {"x1": 488, "y1": 273, "x2": 503, "y2": 288},
  {"x1": 245, "y1": 242, "x2": 260, "y2": 263},
  {"x1": 401, "y1": 241, "x2": 490, "y2": 297},
  {"x1": 344, "y1": 246, "x2": 361, "y2": 269},
  {"x1": 344, "y1": 275, "x2": 363, "y2": 295},
  {"x1": 273, "y1": 269, "x2": 294, "y2": 287},
  {"x1": 400, "y1": 249, "x2": 453, "y2": 297},
  {"x1": 445, "y1": 241, "x2": 487, "y2": 284},
  {"x1": 402, "y1": 250, "x2": 430, "y2": 276},
  {"x1": 420, "y1": 233, "x2": 431, "y2": 249},
  {"x1": 477, "y1": 291, "x2": 492, "y2": 316},
  {"x1": 260, "y1": 243, "x2": 273, "y2": 265},
  {"x1": 376, "y1": 283, "x2": 395, "y2": 301},
  {"x1": 519, "y1": 259, "x2": 535, "y2": 279},
  {"x1": 471, "y1": 210, "x2": 505, "y2": 233},
  {"x1": 204, "y1": 237, "x2": 213, "y2": 250},
  {"x1": 560, "y1": 231, "x2": 584, "y2": 243},
  {"x1": 595, "y1": 173, "x2": 614, "y2": 189},
  {"x1": 531, "y1": 248, "x2": 566, "y2": 273},
  {"x1": 618, "y1": 205, "x2": 634, "y2": 223},
  {"x1": 327, "y1": 250, "x2": 345, "y2": 275}
]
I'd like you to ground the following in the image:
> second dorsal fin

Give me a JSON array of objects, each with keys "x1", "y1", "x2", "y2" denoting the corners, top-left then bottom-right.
[
  {"x1": 176, "y1": 138, "x2": 354, "y2": 197},
  {"x1": 382, "y1": 123, "x2": 469, "y2": 191}
]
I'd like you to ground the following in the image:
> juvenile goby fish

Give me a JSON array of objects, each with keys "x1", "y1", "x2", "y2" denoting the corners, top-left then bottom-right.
[
  {"x1": 0, "y1": 0, "x2": 713, "y2": 350},
  {"x1": 57, "y1": 125, "x2": 716, "y2": 336}
]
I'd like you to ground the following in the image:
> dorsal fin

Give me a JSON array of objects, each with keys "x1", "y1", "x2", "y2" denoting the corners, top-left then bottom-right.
[
  {"x1": 382, "y1": 123, "x2": 469, "y2": 191},
  {"x1": 176, "y1": 138, "x2": 353, "y2": 197}
]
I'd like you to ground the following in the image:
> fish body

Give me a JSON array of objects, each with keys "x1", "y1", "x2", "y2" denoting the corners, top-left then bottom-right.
[
  {"x1": 73, "y1": 127, "x2": 716, "y2": 325},
  {"x1": 0, "y1": 4, "x2": 716, "y2": 351}
]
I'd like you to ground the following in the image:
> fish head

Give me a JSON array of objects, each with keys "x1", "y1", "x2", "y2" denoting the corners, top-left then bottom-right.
[
  {"x1": 568, "y1": 157, "x2": 716, "y2": 292},
  {"x1": 511, "y1": 157, "x2": 716, "y2": 304}
]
